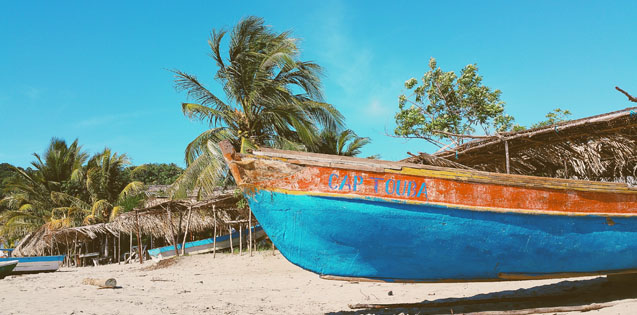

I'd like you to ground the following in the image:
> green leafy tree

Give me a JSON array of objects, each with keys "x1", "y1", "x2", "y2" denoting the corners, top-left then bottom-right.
[
  {"x1": 395, "y1": 58, "x2": 514, "y2": 148},
  {"x1": 125, "y1": 163, "x2": 184, "y2": 185},
  {"x1": 530, "y1": 108, "x2": 572, "y2": 129},
  {"x1": 30, "y1": 138, "x2": 88, "y2": 193},
  {"x1": 315, "y1": 129, "x2": 371, "y2": 157},
  {"x1": 78, "y1": 149, "x2": 145, "y2": 224},
  {"x1": 0, "y1": 163, "x2": 19, "y2": 208},
  {"x1": 0, "y1": 141, "x2": 145, "y2": 242},
  {"x1": 0, "y1": 139, "x2": 89, "y2": 241},
  {"x1": 171, "y1": 16, "x2": 344, "y2": 195}
]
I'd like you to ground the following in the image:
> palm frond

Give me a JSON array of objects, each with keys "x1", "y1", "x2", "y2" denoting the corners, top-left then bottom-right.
[
  {"x1": 118, "y1": 181, "x2": 145, "y2": 202},
  {"x1": 170, "y1": 141, "x2": 230, "y2": 199},
  {"x1": 173, "y1": 70, "x2": 232, "y2": 112}
]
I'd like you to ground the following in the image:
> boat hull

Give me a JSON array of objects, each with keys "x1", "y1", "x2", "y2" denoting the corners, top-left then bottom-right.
[
  {"x1": 0, "y1": 260, "x2": 18, "y2": 279},
  {"x1": 0, "y1": 255, "x2": 65, "y2": 274},
  {"x1": 147, "y1": 226, "x2": 266, "y2": 261},
  {"x1": 248, "y1": 190, "x2": 637, "y2": 282},
  {"x1": 217, "y1": 142, "x2": 637, "y2": 282}
]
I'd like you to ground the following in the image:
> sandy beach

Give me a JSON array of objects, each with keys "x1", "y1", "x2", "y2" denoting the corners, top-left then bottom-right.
[{"x1": 1, "y1": 251, "x2": 637, "y2": 315}]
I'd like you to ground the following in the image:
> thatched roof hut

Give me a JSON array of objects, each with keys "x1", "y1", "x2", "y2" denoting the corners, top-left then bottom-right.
[
  {"x1": 403, "y1": 107, "x2": 637, "y2": 184},
  {"x1": 12, "y1": 189, "x2": 251, "y2": 257}
]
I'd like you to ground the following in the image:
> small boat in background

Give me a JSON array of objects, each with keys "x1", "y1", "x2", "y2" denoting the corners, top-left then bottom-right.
[
  {"x1": 147, "y1": 226, "x2": 266, "y2": 261},
  {"x1": 0, "y1": 255, "x2": 65, "y2": 274},
  {"x1": 0, "y1": 260, "x2": 18, "y2": 279}
]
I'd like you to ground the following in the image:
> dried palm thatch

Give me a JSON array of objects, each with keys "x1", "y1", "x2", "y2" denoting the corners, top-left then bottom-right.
[
  {"x1": 403, "y1": 107, "x2": 637, "y2": 184},
  {"x1": 12, "y1": 189, "x2": 252, "y2": 257}
]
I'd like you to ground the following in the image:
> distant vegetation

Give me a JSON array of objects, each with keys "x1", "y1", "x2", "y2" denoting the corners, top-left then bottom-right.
[
  {"x1": 124, "y1": 163, "x2": 183, "y2": 186},
  {"x1": 0, "y1": 163, "x2": 19, "y2": 202},
  {"x1": 0, "y1": 138, "x2": 184, "y2": 244}
]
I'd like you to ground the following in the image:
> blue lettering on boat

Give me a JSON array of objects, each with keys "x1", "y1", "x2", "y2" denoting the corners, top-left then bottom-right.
[
  {"x1": 407, "y1": 181, "x2": 417, "y2": 197},
  {"x1": 385, "y1": 179, "x2": 395, "y2": 194},
  {"x1": 327, "y1": 173, "x2": 428, "y2": 199},
  {"x1": 328, "y1": 174, "x2": 339, "y2": 190},
  {"x1": 370, "y1": 177, "x2": 384, "y2": 193},
  {"x1": 353, "y1": 176, "x2": 363, "y2": 191},
  {"x1": 416, "y1": 182, "x2": 428, "y2": 200},
  {"x1": 339, "y1": 175, "x2": 352, "y2": 191},
  {"x1": 395, "y1": 180, "x2": 406, "y2": 196}
]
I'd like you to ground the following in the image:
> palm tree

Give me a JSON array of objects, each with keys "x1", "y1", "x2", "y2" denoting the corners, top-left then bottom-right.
[
  {"x1": 0, "y1": 143, "x2": 144, "y2": 243},
  {"x1": 171, "y1": 17, "x2": 344, "y2": 196},
  {"x1": 316, "y1": 129, "x2": 371, "y2": 157},
  {"x1": 174, "y1": 16, "x2": 344, "y2": 163},
  {"x1": 80, "y1": 149, "x2": 145, "y2": 224},
  {"x1": 0, "y1": 168, "x2": 57, "y2": 240},
  {"x1": 0, "y1": 138, "x2": 88, "y2": 241},
  {"x1": 30, "y1": 138, "x2": 88, "y2": 192}
]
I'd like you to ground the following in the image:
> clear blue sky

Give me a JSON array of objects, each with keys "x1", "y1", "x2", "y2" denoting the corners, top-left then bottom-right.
[{"x1": 1, "y1": 1, "x2": 635, "y2": 168}]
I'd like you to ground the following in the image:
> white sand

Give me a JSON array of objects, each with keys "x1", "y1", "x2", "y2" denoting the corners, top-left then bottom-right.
[{"x1": 1, "y1": 252, "x2": 636, "y2": 314}]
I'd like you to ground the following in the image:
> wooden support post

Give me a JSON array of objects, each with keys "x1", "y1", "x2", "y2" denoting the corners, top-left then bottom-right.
[
  {"x1": 104, "y1": 234, "x2": 109, "y2": 259},
  {"x1": 249, "y1": 208, "x2": 253, "y2": 256},
  {"x1": 84, "y1": 240, "x2": 89, "y2": 267},
  {"x1": 117, "y1": 231, "x2": 121, "y2": 264},
  {"x1": 504, "y1": 140, "x2": 510, "y2": 174},
  {"x1": 213, "y1": 206, "x2": 217, "y2": 258},
  {"x1": 239, "y1": 223, "x2": 243, "y2": 255},
  {"x1": 165, "y1": 204, "x2": 180, "y2": 257},
  {"x1": 129, "y1": 229, "x2": 133, "y2": 264},
  {"x1": 181, "y1": 205, "x2": 193, "y2": 256},
  {"x1": 135, "y1": 210, "x2": 143, "y2": 264},
  {"x1": 229, "y1": 225, "x2": 233, "y2": 254},
  {"x1": 74, "y1": 231, "x2": 78, "y2": 267}
]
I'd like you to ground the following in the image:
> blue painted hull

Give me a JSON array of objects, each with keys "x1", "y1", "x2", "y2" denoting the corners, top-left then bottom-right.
[
  {"x1": 147, "y1": 226, "x2": 265, "y2": 260},
  {"x1": 248, "y1": 190, "x2": 637, "y2": 282}
]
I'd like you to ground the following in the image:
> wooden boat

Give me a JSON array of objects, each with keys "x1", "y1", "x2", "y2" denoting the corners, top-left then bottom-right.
[
  {"x1": 219, "y1": 141, "x2": 637, "y2": 283},
  {"x1": 147, "y1": 226, "x2": 266, "y2": 261},
  {"x1": 0, "y1": 255, "x2": 65, "y2": 274},
  {"x1": 0, "y1": 260, "x2": 18, "y2": 279}
]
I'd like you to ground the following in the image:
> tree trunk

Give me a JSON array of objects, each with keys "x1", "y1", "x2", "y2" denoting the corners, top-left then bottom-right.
[{"x1": 82, "y1": 278, "x2": 117, "y2": 288}]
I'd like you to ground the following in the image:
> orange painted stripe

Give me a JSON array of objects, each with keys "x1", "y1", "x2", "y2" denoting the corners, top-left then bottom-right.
[{"x1": 250, "y1": 165, "x2": 637, "y2": 215}]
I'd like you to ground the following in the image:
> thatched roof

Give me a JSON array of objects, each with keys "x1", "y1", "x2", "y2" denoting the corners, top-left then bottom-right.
[
  {"x1": 12, "y1": 189, "x2": 251, "y2": 257},
  {"x1": 403, "y1": 107, "x2": 637, "y2": 183}
]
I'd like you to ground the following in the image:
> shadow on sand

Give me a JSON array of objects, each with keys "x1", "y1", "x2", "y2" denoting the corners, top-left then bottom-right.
[{"x1": 329, "y1": 274, "x2": 637, "y2": 314}]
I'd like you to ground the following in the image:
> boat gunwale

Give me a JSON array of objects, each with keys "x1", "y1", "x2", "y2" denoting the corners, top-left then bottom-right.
[
  {"x1": 243, "y1": 187, "x2": 637, "y2": 217},
  {"x1": 247, "y1": 148, "x2": 636, "y2": 194}
]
